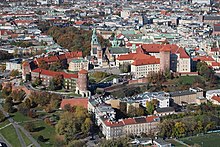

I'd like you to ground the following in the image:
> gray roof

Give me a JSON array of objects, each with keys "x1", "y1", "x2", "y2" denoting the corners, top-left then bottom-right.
[
  {"x1": 204, "y1": 15, "x2": 220, "y2": 20},
  {"x1": 169, "y1": 90, "x2": 196, "y2": 97},
  {"x1": 109, "y1": 47, "x2": 129, "y2": 54},
  {"x1": 154, "y1": 138, "x2": 171, "y2": 146},
  {"x1": 214, "y1": 25, "x2": 220, "y2": 32},
  {"x1": 156, "y1": 107, "x2": 175, "y2": 113}
]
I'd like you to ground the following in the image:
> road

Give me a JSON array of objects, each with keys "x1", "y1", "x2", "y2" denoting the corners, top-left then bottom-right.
[
  {"x1": 0, "y1": 105, "x2": 41, "y2": 147},
  {"x1": 0, "y1": 105, "x2": 26, "y2": 147}
]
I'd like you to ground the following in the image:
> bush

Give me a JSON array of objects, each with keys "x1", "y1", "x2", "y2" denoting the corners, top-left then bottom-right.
[
  {"x1": 0, "y1": 111, "x2": 5, "y2": 122},
  {"x1": 37, "y1": 135, "x2": 45, "y2": 142},
  {"x1": 24, "y1": 122, "x2": 35, "y2": 132}
]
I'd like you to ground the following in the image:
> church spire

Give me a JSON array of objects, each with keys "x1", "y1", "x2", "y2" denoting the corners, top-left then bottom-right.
[{"x1": 91, "y1": 28, "x2": 99, "y2": 45}]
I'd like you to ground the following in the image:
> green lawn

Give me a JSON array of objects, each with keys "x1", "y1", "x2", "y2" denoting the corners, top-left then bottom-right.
[
  {"x1": 19, "y1": 128, "x2": 32, "y2": 146},
  {"x1": 177, "y1": 76, "x2": 199, "y2": 85},
  {"x1": 166, "y1": 139, "x2": 186, "y2": 147},
  {"x1": 0, "y1": 119, "x2": 10, "y2": 128},
  {"x1": 10, "y1": 112, "x2": 31, "y2": 122},
  {"x1": 180, "y1": 133, "x2": 220, "y2": 147},
  {"x1": 22, "y1": 120, "x2": 56, "y2": 147},
  {"x1": 0, "y1": 125, "x2": 22, "y2": 147}
]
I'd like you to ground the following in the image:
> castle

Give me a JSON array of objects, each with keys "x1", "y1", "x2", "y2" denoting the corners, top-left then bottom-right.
[{"x1": 22, "y1": 51, "x2": 91, "y2": 97}]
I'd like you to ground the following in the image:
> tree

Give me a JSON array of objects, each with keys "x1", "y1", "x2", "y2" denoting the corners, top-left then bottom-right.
[
  {"x1": 11, "y1": 90, "x2": 26, "y2": 102},
  {"x1": 196, "y1": 61, "x2": 214, "y2": 80},
  {"x1": 10, "y1": 70, "x2": 19, "y2": 77},
  {"x1": 146, "y1": 101, "x2": 155, "y2": 115},
  {"x1": 49, "y1": 74, "x2": 63, "y2": 90},
  {"x1": 2, "y1": 86, "x2": 12, "y2": 99},
  {"x1": 67, "y1": 140, "x2": 86, "y2": 147},
  {"x1": 32, "y1": 78, "x2": 42, "y2": 87},
  {"x1": 49, "y1": 61, "x2": 62, "y2": 71},
  {"x1": 172, "y1": 122, "x2": 186, "y2": 138},
  {"x1": 0, "y1": 65, "x2": 6, "y2": 72},
  {"x1": 55, "y1": 112, "x2": 78, "y2": 142},
  {"x1": 38, "y1": 135, "x2": 46, "y2": 142},
  {"x1": 24, "y1": 98, "x2": 32, "y2": 109},
  {"x1": 24, "y1": 122, "x2": 35, "y2": 132},
  {"x1": 159, "y1": 119, "x2": 175, "y2": 138},
  {"x1": 0, "y1": 111, "x2": 5, "y2": 122},
  {"x1": 119, "y1": 63, "x2": 131, "y2": 73},
  {"x1": 81, "y1": 118, "x2": 92, "y2": 134},
  {"x1": 0, "y1": 50, "x2": 13, "y2": 61},
  {"x1": 3, "y1": 97, "x2": 14, "y2": 113},
  {"x1": 56, "y1": 106, "x2": 91, "y2": 143},
  {"x1": 38, "y1": 60, "x2": 49, "y2": 70}
]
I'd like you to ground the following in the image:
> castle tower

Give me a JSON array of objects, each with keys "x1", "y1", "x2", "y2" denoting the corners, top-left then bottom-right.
[
  {"x1": 22, "y1": 61, "x2": 31, "y2": 81},
  {"x1": 159, "y1": 46, "x2": 171, "y2": 72},
  {"x1": 76, "y1": 69, "x2": 90, "y2": 97},
  {"x1": 91, "y1": 28, "x2": 102, "y2": 65}
]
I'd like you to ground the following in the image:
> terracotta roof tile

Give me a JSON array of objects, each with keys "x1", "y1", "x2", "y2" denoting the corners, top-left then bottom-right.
[
  {"x1": 192, "y1": 56, "x2": 215, "y2": 62},
  {"x1": 79, "y1": 69, "x2": 88, "y2": 74},
  {"x1": 132, "y1": 57, "x2": 160, "y2": 66},
  {"x1": 212, "y1": 96, "x2": 220, "y2": 103},
  {"x1": 32, "y1": 68, "x2": 78, "y2": 79}
]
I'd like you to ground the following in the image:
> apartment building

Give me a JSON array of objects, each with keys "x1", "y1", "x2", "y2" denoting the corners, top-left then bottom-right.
[
  {"x1": 100, "y1": 116, "x2": 160, "y2": 140},
  {"x1": 131, "y1": 57, "x2": 160, "y2": 78}
]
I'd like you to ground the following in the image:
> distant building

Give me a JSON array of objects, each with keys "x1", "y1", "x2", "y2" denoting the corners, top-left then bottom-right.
[
  {"x1": 192, "y1": 0, "x2": 211, "y2": 5},
  {"x1": 121, "y1": 8, "x2": 131, "y2": 19},
  {"x1": 213, "y1": 24, "x2": 220, "y2": 35},
  {"x1": 202, "y1": 15, "x2": 220, "y2": 25},
  {"x1": 154, "y1": 107, "x2": 176, "y2": 117},
  {"x1": 169, "y1": 87, "x2": 203, "y2": 105},
  {"x1": 6, "y1": 58, "x2": 22, "y2": 72}
]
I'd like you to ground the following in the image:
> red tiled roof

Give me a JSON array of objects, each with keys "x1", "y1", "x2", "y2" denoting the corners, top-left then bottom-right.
[
  {"x1": 117, "y1": 53, "x2": 151, "y2": 60},
  {"x1": 35, "y1": 56, "x2": 59, "y2": 64},
  {"x1": 79, "y1": 69, "x2": 88, "y2": 74},
  {"x1": 212, "y1": 62, "x2": 220, "y2": 66},
  {"x1": 32, "y1": 68, "x2": 78, "y2": 79},
  {"x1": 132, "y1": 56, "x2": 160, "y2": 66},
  {"x1": 212, "y1": 96, "x2": 220, "y2": 103},
  {"x1": 122, "y1": 118, "x2": 136, "y2": 125},
  {"x1": 160, "y1": 45, "x2": 171, "y2": 52},
  {"x1": 60, "y1": 98, "x2": 88, "y2": 109},
  {"x1": 214, "y1": 24, "x2": 220, "y2": 27},
  {"x1": 104, "y1": 120, "x2": 125, "y2": 127},
  {"x1": 192, "y1": 56, "x2": 215, "y2": 62},
  {"x1": 14, "y1": 20, "x2": 33, "y2": 24},
  {"x1": 145, "y1": 115, "x2": 159, "y2": 122},
  {"x1": 35, "y1": 51, "x2": 83, "y2": 65},
  {"x1": 65, "y1": 51, "x2": 83, "y2": 59},
  {"x1": 211, "y1": 48, "x2": 219, "y2": 52},
  {"x1": 104, "y1": 116, "x2": 159, "y2": 127},
  {"x1": 141, "y1": 44, "x2": 189, "y2": 58},
  {"x1": 22, "y1": 61, "x2": 29, "y2": 66},
  {"x1": 75, "y1": 21, "x2": 85, "y2": 25}
]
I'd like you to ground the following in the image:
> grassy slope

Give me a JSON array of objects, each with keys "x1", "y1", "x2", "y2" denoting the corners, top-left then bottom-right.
[
  {"x1": 0, "y1": 125, "x2": 22, "y2": 147},
  {"x1": 180, "y1": 133, "x2": 220, "y2": 147}
]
